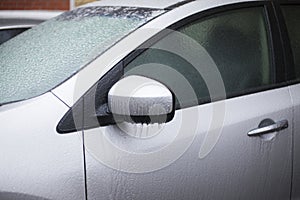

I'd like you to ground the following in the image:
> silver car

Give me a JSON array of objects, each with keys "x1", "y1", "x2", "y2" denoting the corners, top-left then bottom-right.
[{"x1": 0, "y1": 0, "x2": 299, "y2": 199}]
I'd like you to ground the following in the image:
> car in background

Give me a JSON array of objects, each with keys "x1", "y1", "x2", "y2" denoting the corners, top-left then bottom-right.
[{"x1": 0, "y1": 10, "x2": 62, "y2": 44}]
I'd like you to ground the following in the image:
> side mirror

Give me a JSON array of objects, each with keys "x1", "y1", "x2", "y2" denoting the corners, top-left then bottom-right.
[{"x1": 108, "y1": 75, "x2": 174, "y2": 124}]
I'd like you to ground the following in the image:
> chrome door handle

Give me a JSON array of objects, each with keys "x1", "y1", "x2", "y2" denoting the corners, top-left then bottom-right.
[{"x1": 248, "y1": 119, "x2": 288, "y2": 137}]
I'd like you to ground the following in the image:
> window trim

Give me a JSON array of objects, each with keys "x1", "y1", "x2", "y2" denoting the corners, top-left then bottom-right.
[
  {"x1": 124, "y1": 1, "x2": 284, "y2": 107},
  {"x1": 275, "y1": 2, "x2": 300, "y2": 85}
]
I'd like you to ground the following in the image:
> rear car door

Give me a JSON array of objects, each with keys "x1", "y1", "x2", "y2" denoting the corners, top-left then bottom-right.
[{"x1": 280, "y1": 3, "x2": 300, "y2": 199}]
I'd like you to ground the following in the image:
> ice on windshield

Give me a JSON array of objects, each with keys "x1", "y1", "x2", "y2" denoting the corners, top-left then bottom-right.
[{"x1": 0, "y1": 6, "x2": 163, "y2": 105}]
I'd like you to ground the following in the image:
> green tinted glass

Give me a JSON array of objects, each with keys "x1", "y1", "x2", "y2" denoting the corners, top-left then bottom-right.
[
  {"x1": 282, "y1": 6, "x2": 300, "y2": 79},
  {"x1": 125, "y1": 7, "x2": 271, "y2": 108}
]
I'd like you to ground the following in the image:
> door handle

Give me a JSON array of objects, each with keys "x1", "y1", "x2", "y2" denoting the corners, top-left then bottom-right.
[{"x1": 247, "y1": 119, "x2": 288, "y2": 137}]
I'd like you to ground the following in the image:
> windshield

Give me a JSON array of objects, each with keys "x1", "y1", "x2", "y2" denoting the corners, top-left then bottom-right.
[{"x1": 0, "y1": 6, "x2": 163, "y2": 105}]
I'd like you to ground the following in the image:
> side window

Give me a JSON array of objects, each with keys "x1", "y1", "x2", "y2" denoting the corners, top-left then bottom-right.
[
  {"x1": 281, "y1": 5, "x2": 300, "y2": 80},
  {"x1": 125, "y1": 7, "x2": 273, "y2": 109},
  {"x1": 0, "y1": 28, "x2": 29, "y2": 45}
]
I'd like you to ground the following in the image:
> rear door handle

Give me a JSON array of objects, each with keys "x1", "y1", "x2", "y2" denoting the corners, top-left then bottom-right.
[{"x1": 248, "y1": 119, "x2": 288, "y2": 137}]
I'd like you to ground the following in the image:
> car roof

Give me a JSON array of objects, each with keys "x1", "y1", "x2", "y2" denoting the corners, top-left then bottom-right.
[
  {"x1": 80, "y1": 0, "x2": 279, "y2": 10},
  {"x1": 82, "y1": 0, "x2": 194, "y2": 9}
]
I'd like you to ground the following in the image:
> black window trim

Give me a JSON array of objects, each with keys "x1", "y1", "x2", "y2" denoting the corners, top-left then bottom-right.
[
  {"x1": 124, "y1": 1, "x2": 286, "y2": 106},
  {"x1": 274, "y1": 2, "x2": 300, "y2": 85}
]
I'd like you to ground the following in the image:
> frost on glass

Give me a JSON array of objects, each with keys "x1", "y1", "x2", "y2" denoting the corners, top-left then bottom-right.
[
  {"x1": 125, "y1": 7, "x2": 271, "y2": 108},
  {"x1": 178, "y1": 7, "x2": 271, "y2": 95},
  {"x1": 0, "y1": 7, "x2": 163, "y2": 105}
]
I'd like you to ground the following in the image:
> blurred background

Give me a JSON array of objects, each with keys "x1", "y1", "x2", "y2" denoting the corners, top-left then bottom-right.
[
  {"x1": 0, "y1": 0, "x2": 98, "y2": 11},
  {"x1": 0, "y1": 0, "x2": 99, "y2": 44}
]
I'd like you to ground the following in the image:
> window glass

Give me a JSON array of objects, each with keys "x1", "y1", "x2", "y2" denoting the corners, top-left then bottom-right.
[
  {"x1": 282, "y1": 6, "x2": 300, "y2": 79},
  {"x1": 125, "y1": 7, "x2": 272, "y2": 109},
  {"x1": 0, "y1": 7, "x2": 164, "y2": 105}
]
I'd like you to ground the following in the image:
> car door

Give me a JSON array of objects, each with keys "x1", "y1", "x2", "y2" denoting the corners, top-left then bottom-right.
[
  {"x1": 280, "y1": 3, "x2": 300, "y2": 199},
  {"x1": 68, "y1": 2, "x2": 292, "y2": 199}
]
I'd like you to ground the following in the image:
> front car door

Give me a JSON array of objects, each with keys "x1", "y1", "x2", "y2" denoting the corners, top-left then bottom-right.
[{"x1": 77, "y1": 2, "x2": 293, "y2": 199}]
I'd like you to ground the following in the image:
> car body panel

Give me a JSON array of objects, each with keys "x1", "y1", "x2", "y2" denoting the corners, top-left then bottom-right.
[
  {"x1": 0, "y1": 93, "x2": 85, "y2": 200},
  {"x1": 82, "y1": 0, "x2": 260, "y2": 9},
  {"x1": 289, "y1": 84, "x2": 300, "y2": 199},
  {"x1": 82, "y1": 0, "x2": 193, "y2": 9},
  {"x1": 84, "y1": 87, "x2": 293, "y2": 200}
]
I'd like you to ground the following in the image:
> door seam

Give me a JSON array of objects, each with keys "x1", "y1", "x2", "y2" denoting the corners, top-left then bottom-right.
[{"x1": 287, "y1": 85, "x2": 295, "y2": 200}]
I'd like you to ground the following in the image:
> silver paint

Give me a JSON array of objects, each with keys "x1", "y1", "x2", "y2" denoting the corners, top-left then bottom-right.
[
  {"x1": 85, "y1": 87, "x2": 293, "y2": 199},
  {"x1": 0, "y1": 93, "x2": 85, "y2": 200},
  {"x1": 289, "y1": 84, "x2": 300, "y2": 199}
]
